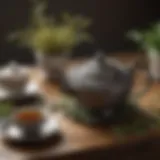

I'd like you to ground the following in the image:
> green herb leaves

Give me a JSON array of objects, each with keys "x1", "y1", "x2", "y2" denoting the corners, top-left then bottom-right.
[
  {"x1": 8, "y1": 0, "x2": 92, "y2": 54},
  {"x1": 127, "y1": 23, "x2": 160, "y2": 52}
]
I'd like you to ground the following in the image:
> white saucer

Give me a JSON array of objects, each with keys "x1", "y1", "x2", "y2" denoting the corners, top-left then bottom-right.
[
  {"x1": 0, "y1": 81, "x2": 40, "y2": 101},
  {"x1": 2, "y1": 116, "x2": 60, "y2": 143}
]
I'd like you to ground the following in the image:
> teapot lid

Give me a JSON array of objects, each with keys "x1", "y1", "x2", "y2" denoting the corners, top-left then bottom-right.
[{"x1": 65, "y1": 52, "x2": 131, "y2": 91}]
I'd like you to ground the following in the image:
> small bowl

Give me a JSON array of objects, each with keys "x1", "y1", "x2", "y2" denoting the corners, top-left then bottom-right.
[
  {"x1": 8, "y1": 108, "x2": 45, "y2": 140},
  {"x1": 12, "y1": 108, "x2": 45, "y2": 128}
]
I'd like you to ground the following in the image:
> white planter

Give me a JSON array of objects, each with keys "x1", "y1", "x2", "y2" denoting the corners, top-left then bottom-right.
[
  {"x1": 147, "y1": 49, "x2": 160, "y2": 81},
  {"x1": 35, "y1": 52, "x2": 69, "y2": 81}
]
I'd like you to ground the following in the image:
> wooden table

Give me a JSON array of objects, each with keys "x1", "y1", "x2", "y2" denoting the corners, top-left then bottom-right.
[{"x1": 1, "y1": 52, "x2": 160, "y2": 160}]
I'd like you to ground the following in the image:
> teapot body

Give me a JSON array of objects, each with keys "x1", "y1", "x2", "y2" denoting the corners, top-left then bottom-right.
[{"x1": 64, "y1": 53, "x2": 135, "y2": 108}]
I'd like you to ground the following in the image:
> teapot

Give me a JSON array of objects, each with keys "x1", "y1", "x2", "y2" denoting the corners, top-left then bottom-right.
[{"x1": 63, "y1": 52, "x2": 136, "y2": 109}]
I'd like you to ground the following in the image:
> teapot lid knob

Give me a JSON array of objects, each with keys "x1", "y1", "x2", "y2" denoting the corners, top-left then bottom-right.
[{"x1": 94, "y1": 51, "x2": 106, "y2": 66}]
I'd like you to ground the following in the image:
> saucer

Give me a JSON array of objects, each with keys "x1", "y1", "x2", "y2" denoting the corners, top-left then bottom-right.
[
  {"x1": 0, "y1": 81, "x2": 40, "y2": 101},
  {"x1": 2, "y1": 115, "x2": 60, "y2": 144}
]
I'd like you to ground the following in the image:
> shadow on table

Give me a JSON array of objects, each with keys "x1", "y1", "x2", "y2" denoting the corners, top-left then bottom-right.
[{"x1": 3, "y1": 133, "x2": 62, "y2": 152}]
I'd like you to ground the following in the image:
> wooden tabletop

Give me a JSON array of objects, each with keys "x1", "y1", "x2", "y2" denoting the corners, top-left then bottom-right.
[{"x1": 1, "y1": 52, "x2": 160, "y2": 160}]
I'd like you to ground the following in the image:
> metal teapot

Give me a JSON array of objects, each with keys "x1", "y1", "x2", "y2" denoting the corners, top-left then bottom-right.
[{"x1": 63, "y1": 52, "x2": 136, "y2": 109}]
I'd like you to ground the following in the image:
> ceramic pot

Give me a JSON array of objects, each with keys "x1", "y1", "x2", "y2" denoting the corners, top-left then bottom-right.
[
  {"x1": 35, "y1": 52, "x2": 69, "y2": 82},
  {"x1": 64, "y1": 53, "x2": 136, "y2": 109},
  {"x1": 147, "y1": 49, "x2": 160, "y2": 81}
]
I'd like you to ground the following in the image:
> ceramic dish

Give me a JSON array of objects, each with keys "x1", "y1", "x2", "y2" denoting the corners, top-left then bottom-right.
[
  {"x1": 2, "y1": 108, "x2": 60, "y2": 143},
  {"x1": 0, "y1": 81, "x2": 40, "y2": 101}
]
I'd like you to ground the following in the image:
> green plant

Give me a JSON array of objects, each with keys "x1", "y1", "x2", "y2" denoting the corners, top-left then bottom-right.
[
  {"x1": 127, "y1": 23, "x2": 160, "y2": 51},
  {"x1": 9, "y1": 0, "x2": 92, "y2": 54}
]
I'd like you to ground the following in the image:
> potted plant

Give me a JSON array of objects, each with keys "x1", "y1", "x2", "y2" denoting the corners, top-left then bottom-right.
[
  {"x1": 127, "y1": 23, "x2": 160, "y2": 81},
  {"x1": 9, "y1": 0, "x2": 92, "y2": 82}
]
